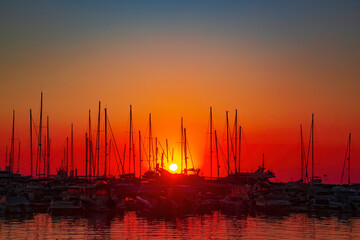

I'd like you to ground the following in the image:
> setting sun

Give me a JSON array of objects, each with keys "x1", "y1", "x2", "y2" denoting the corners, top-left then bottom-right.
[{"x1": 169, "y1": 163, "x2": 178, "y2": 172}]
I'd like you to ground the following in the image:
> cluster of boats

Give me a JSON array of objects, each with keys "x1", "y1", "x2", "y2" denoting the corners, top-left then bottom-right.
[{"x1": 1, "y1": 166, "x2": 360, "y2": 217}]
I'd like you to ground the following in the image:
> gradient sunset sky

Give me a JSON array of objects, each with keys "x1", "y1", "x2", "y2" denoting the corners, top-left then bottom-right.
[{"x1": 1, "y1": 1, "x2": 359, "y2": 183}]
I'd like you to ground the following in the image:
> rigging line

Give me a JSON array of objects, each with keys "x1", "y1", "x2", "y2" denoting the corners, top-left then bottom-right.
[
  {"x1": 156, "y1": 139, "x2": 169, "y2": 163},
  {"x1": 217, "y1": 136, "x2": 232, "y2": 175},
  {"x1": 107, "y1": 117, "x2": 124, "y2": 175},
  {"x1": 341, "y1": 137, "x2": 350, "y2": 184},
  {"x1": 185, "y1": 138, "x2": 195, "y2": 169},
  {"x1": 305, "y1": 127, "x2": 312, "y2": 178},
  {"x1": 140, "y1": 133, "x2": 149, "y2": 165},
  {"x1": 229, "y1": 125, "x2": 235, "y2": 165}
]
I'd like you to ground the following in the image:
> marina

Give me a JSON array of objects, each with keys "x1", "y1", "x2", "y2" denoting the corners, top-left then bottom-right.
[
  {"x1": 0, "y1": 93, "x2": 358, "y2": 218},
  {"x1": 1, "y1": 1, "x2": 359, "y2": 238}
]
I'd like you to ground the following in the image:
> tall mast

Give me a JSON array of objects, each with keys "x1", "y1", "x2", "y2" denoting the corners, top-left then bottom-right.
[
  {"x1": 30, "y1": 109, "x2": 33, "y2": 177},
  {"x1": 38, "y1": 92, "x2": 43, "y2": 177},
  {"x1": 300, "y1": 124, "x2": 304, "y2": 182},
  {"x1": 139, "y1": 131, "x2": 142, "y2": 179},
  {"x1": 71, "y1": 123, "x2": 74, "y2": 173},
  {"x1": 311, "y1": 113, "x2": 314, "y2": 180},
  {"x1": 181, "y1": 117, "x2": 183, "y2": 174},
  {"x1": 148, "y1": 113, "x2": 152, "y2": 171},
  {"x1": 184, "y1": 128, "x2": 187, "y2": 175},
  {"x1": 343, "y1": 133, "x2": 351, "y2": 184},
  {"x1": 262, "y1": 153, "x2": 265, "y2": 170},
  {"x1": 66, "y1": 137, "x2": 69, "y2": 174},
  {"x1": 10, "y1": 110, "x2": 15, "y2": 172},
  {"x1": 348, "y1": 133, "x2": 351, "y2": 184},
  {"x1": 104, "y1": 108, "x2": 107, "y2": 177},
  {"x1": 238, "y1": 126, "x2": 241, "y2": 173},
  {"x1": 129, "y1": 105, "x2": 132, "y2": 174},
  {"x1": 210, "y1": 107, "x2": 213, "y2": 179},
  {"x1": 88, "y1": 110, "x2": 93, "y2": 178},
  {"x1": 132, "y1": 108, "x2": 135, "y2": 176},
  {"x1": 226, "y1": 111, "x2": 230, "y2": 176},
  {"x1": 47, "y1": 116, "x2": 50, "y2": 178},
  {"x1": 234, "y1": 109, "x2": 237, "y2": 174},
  {"x1": 96, "y1": 101, "x2": 101, "y2": 177},
  {"x1": 215, "y1": 130, "x2": 219, "y2": 178},
  {"x1": 85, "y1": 133, "x2": 88, "y2": 180}
]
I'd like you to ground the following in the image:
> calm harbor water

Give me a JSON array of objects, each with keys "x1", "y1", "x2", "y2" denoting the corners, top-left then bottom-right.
[{"x1": 1, "y1": 211, "x2": 360, "y2": 239}]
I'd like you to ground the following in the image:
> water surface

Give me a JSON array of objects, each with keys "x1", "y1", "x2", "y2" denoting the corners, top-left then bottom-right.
[{"x1": 0, "y1": 212, "x2": 359, "y2": 239}]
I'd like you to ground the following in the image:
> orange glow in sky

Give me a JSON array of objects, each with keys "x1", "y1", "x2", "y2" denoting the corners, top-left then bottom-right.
[{"x1": 0, "y1": 1, "x2": 359, "y2": 183}]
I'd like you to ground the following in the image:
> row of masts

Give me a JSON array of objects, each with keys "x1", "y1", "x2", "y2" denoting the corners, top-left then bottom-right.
[
  {"x1": 83, "y1": 102, "x2": 195, "y2": 178},
  {"x1": 3, "y1": 93, "x2": 353, "y2": 183},
  {"x1": 299, "y1": 113, "x2": 315, "y2": 183},
  {"x1": 299, "y1": 114, "x2": 352, "y2": 184},
  {"x1": 209, "y1": 107, "x2": 243, "y2": 179}
]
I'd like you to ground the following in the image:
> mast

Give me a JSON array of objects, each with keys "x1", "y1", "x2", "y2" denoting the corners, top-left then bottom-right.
[
  {"x1": 104, "y1": 108, "x2": 107, "y2": 177},
  {"x1": 148, "y1": 113, "x2": 152, "y2": 171},
  {"x1": 226, "y1": 111, "x2": 230, "y2": 176},
  {"x1": 210, "y1": 107, "x2": 213, "y2": 179},
  {"x1": 262, "y1": 153, "x2": 265, "y2": 170},
  {"x1": 66, "y1": 137, "x2": 69, "y2": 174},
  {"x1": 47, "y1": 116, "x2": 50, "y2": 178},
  {"x1": 342, "y1": 133, "x2": 352, "y2": 184},
  {"x1": 215, "y1": 130, "x2": 219, "y2": 178},
  {"x1": 311, "y1": 113, "x2": 314, "y2": 180},
  {"x1": 88, "y1": 110, "x2": 93, "y2": 178},
  {"x1": 96, "y1": 101, "x2": 101, "y2": 177},
  {"x1": 38, "y1": 92, "x2": 43, "y2": 178},
  {"x1": 139, "y1": 131, "x2": 142, "y2": 179},
  {"x1": 238, "y1": 126, "x2": 241, "y2": 173},
  {"x1": 85, "y1": 133, "x2": 88, "y2": 180},
  {"x1": 234, "y1": 109, "x2": 237, "y2": 174},
  {"x1": 184, "y1": 128, "x2": 187, "y2": 175},
  {"x1": 300, "y1": 124, "x2": 304, "y2": 182},
  {"x1": 10, "y1": 110, "x2": 15, "y2": 172},
  {"x1": 181, "y1": 117, "x2": 183, "y2": 174},
  {"x1": 129, "y1": 105, "x2": 132, "y2": 174},
  {"x1": 30, "y1": 109, "x2": 33, "y2": 177},
  {"x1": 71, "y1": 123, "x2": 74, "y2": 173},
  {"x1": 348, "y1": 133, "x2": 351, "y2": 184}
]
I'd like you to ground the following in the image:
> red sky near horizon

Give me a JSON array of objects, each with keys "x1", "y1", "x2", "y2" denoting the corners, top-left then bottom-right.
[{"x1": 0, "y1": 1, "x2": 359, "y2": 183}]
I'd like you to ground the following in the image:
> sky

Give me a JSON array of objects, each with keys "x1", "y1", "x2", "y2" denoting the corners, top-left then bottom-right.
[{"x1": 0, "y1": 0, "x2": 359, "y2": 183}]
